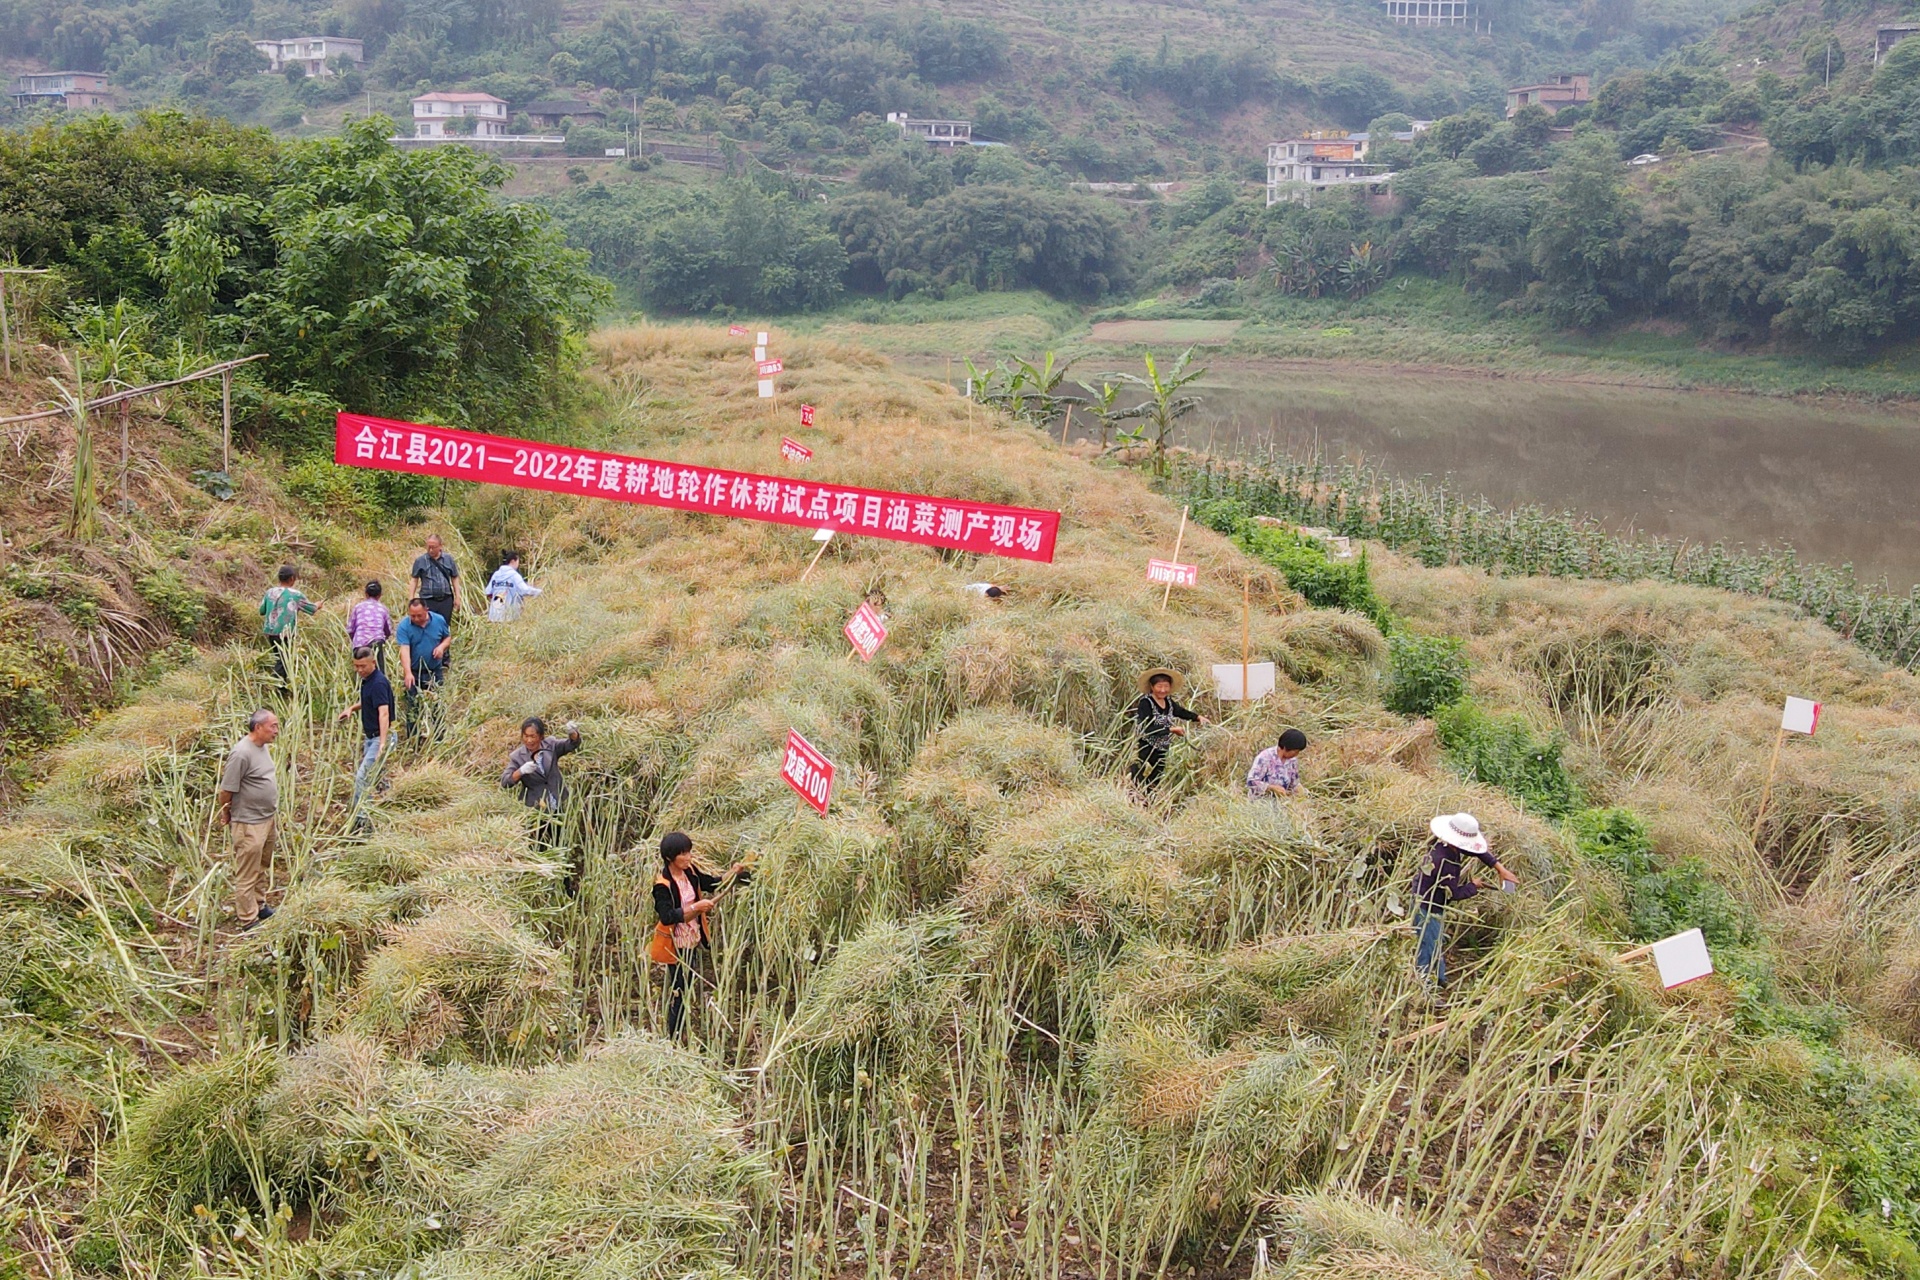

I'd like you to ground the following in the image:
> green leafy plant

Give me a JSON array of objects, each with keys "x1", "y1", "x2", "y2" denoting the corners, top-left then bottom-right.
[
  {"x1": 1435, "y1": 699, "x2": 1582, "y2": 819},
  {"x1": 1239, "y1": 523, "x2": 1391, "y2": 631},
  {"x1": 1385, "y1": 634, "x2": 1466, "y2": 718},
  {"x1": 1571, "y1": 807, "x2": 1749, "y2": 945},
  {"x1": 1108, "y1": 346, "x2": 1206, "y2": 476}
]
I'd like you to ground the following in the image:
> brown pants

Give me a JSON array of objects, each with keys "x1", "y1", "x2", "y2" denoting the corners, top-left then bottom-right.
[{"x1": 230, "y1": 818, "x2": 275, "y2": 922}]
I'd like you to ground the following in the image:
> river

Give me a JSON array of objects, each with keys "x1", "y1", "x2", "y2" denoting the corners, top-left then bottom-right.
[{"x1": 1161, "y1": 365, "x2": 1920, "y2": 590}]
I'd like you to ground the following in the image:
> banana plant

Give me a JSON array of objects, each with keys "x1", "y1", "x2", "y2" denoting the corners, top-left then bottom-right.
[
  {"x1": 1008, "y1": 351, "x2": 1082, "y2": 427},
  {"x1": 1074, "y1": 378, "x2": 1141, "y2": 453},
  {"x1": 1106, "y1": 346, "x2": 1207, "y2": 476}
]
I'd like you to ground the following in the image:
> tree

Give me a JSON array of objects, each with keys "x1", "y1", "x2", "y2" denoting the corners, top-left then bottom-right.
[
  {"x1": 207, "y1": 30, "x2": 270, "y2": 82},
  {"x1": 1526, "y1": 135, "x2": 1635, "y2": 329},
  {"x1": 1108, "y1": 346, "x2": 1206, "y2": 475},
  {"x1": 242, "y1": 116, "x2": 606, "y2": 424}
]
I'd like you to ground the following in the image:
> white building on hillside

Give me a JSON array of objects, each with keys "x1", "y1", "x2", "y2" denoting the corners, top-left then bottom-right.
[
  {"x1": 411, "y1": 91, "x2": 509, "y2": 139},
  {"x1": 253, "y1": 36, "x2": 363, "y2": 76}
]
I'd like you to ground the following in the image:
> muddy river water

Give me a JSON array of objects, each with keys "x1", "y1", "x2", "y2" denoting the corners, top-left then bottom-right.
[{"x1": 1170, "y1": 366, "x2": 1920, "y2": 589}]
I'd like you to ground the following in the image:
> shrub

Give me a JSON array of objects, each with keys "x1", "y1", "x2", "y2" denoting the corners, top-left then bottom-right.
[
  {"x1": 1238, "y1": 523, "x2": 1391, "y2": 630},
  {"x1": 1384, "y1": 634, "x2": 1465, "y2": 717},
  {"x1": 1572, "y1": 806, "x2": 1749, "y2": 945},
  {"x1": 134, "y1": 568, "x2": 209, "y2": 637},
  {"x1": 1434, "y1": 700, "x2": 1581, "y2": 819}
]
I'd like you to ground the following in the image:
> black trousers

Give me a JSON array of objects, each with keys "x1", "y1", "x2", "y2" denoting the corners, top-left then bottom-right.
[
  {"x1": 1132, "y1": 741, "x2": 1169, "y2": 788},
  {"x1": 665, "y1": 947, "x2": 706, "y2": 1036},
  {"x1": 269, "y1": 634, "x2": 292, "y2": 686}
]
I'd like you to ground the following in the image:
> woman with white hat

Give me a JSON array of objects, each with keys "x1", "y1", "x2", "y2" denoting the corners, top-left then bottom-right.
[
  {"x1": 1412, "y1": 812, "x2": 1518, "y2": 991},
  {"x1": 1129, "y1": 667, "x2": 1206, "y2": 790}
]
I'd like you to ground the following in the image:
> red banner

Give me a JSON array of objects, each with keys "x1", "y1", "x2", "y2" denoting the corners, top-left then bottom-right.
[
  {"x1": 844, "y1": 602, "x2": 888, "y2": 661},
  {"x1": 781, "y1": 729, "x2": 834, "y2": 814},
  {"x1": 335, "y1": 413, "x2": 1059, "y2": 562}
]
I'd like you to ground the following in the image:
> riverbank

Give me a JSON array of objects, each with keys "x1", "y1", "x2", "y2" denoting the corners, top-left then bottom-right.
[{"x1": 768, "y1": 282, "x2": 1920, "y2": 403}]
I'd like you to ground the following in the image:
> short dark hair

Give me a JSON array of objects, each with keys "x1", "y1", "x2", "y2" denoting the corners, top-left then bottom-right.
[
  {"x1": 520, "y1": 716, "x2": 547, "y2": 737},
  {"x1": 1279, "y1": 728, "x2": 1309, "y2": 752},
  {"x1": 407, "y1": 597, "x2": 426, "y2": 609},
  {"x1": 1149, "y1": 672, "x2": 1173, "y2": 687},
  {"x1": 660, "y1": 831, "x2": 693, "y2": 867},
  {"x1": 352, "y1": 645, "x2": 373, "y2": 661},
  {"x1": 984, "y1": 585, "x2": 1005, "y2": 599},
  {"x1": 501, "y1": 550, "x2": 519, "y2": 565},
  {"x1": 277, "y1": 564, "x2": 298, "y2": 583},
  {"x1": 365, "y1": 580, "x2": 382, "y2": 598}
]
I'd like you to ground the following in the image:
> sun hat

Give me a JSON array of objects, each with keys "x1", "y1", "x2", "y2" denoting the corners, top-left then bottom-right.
[
  {"x1": 1137, "y1": 667, "x2": 1186, "y2": 695},
  {"x1": 1429, "y1": 812, "x2": 1490, "y2": 854}
]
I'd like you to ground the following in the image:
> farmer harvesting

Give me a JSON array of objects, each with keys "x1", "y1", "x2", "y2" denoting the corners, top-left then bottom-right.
[
  {"x1": 1130, "y1": 668, "x2": 1205, "y2": 790},
  {"x1": 485, "y1": 550, "x2": 543, "y2": 622},
  {"x1": 260, "y1": 564, "x2": 319, "y2": 686},
  {"x1": 409, "y1": 534, "x2": 460, "y2": 625},
  {"x1": 1413, "y1": 812, "x2": 1519, "y2": 993},
  {"x1": 650, "y1": 832, "x2": 752, "y2": 1038},
  {"x1": 1246, "y1": 728, "x2": 1309, "y2": 797},
  {"x1": 337, "y1": 646, "x2": 394, "y2": 828},
  {"x1": 500, "y1": 716, "x2": 581, "y2": 813},
  {"x1": 395, "y1": 597, "x2": 451, "y2": 738},
  {"x1": 346, "y1": 580, "x2": 395, "y2": 671},
  {"x1": 216, "y1": 709, "x2": 280, "y2": 929}
]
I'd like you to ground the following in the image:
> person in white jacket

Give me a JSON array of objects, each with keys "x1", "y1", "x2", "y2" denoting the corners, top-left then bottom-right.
[{"x1": 486, "y1": 551, "x2": 543, "y2": 621}]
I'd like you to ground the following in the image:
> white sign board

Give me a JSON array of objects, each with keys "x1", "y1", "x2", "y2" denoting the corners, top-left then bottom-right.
[
  {"x1": 756, "y1": 331, "x2": 770, "y2": 345},
  {"x1": 812, "y1": 527, "x2": 835, "y2": 543},
  {"x1": 1781, "y1": 696, "x2": 1821, "y2": 735},
  {"x1": 1212, "y1": 662, "x2": 1277, "y2": 701},
  {"x1": 1651, "y1": 928, "x2": 1714, "y2": 989},
  {"x1": 758, "y1": 378, "x2": 775, "y2": 399},
  {"x1": 754, "y1": 345, "x2": 767, "y2": 361},
  {"x1": 604, "y1": 147, "x2": 627, "y2": 157}
]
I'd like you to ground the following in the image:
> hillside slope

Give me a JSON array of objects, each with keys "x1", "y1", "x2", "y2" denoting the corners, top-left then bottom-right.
[{"x1": 2, "y1": 329, "x2": 1919, "y2": 1277}]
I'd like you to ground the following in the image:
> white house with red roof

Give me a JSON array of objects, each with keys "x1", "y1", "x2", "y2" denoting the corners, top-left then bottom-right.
[{"x1": 410, "y1": 91, "x2": 509, "y2": 139}]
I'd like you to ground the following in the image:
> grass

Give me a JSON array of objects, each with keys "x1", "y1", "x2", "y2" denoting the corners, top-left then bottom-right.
[{"x1": 5, "y1": 325, "x2": 1920, "y2": 1278}]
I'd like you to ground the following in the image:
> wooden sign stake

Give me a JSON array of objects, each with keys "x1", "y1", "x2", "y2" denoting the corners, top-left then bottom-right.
[
  {"x1": 119, "y1": 400, "x2": 131, "y2": 514},
  {"x1": 799, "y1": 536, "x2": 832, "y2": 583},
  {"x1": 1241, "y1": 574, "x2": 1251, "y2": 704},
  {"x1": 1751, "y1": 725, "x2": 1787, "y2": 842},
  {"x1": 0, "y1": 273, "x2": 10, "y2": 381},
  {"x1": 1160, "y1": 505, "x2": 1188, "y2": 613},
  {"x1": 220, "y1": 368, "x2": 233, "y2": 474}
]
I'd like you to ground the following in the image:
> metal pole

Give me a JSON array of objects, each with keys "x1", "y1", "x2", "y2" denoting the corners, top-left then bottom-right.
[{"x1": 220, "y1": 369, "x2": 232, "y2": 474}]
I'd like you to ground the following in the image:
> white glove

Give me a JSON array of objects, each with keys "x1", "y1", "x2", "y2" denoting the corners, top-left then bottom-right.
[{"x1": 517, "y1": 760, "x2": 539, "y2": 778}]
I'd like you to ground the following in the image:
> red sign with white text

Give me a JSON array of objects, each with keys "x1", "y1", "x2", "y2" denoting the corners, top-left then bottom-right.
[
  {"x1": 781, "y1": 729, "x2": 834, "y2": 814},
  {"x1": 1147, "y1": 558, "x2": 1198, "y2": 588},
  {"x1": 781, "y1": 436, "x2": 812, "y2": 462},
  {"x1": 799, "y1": 403, "x2": 816, "y2": 427},
  {"x1": 334, "y1": 414, "x2": 1058, "y2": 562},
  {"x1": 728, "y1": 324, "x2": 748, "y2": 336},
  {"x1": 844, "y1": 602, "x2": 888, "y2": 661},
  {"x1": 758, "y1": 359, "x2": 784, "y2": 377}
]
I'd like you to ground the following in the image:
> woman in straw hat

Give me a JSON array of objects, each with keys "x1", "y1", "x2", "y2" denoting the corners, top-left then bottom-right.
[
  {"x1": 1130, "y1": 668, "x2": 1205, "y2": 790},
  {"x1": 1412, "y1": 812, "x2": 1518, "y2": 992}
]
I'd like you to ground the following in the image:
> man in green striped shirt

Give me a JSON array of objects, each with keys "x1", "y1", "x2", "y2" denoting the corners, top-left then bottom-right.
[{"x1": 261, "y1": 564, "x2": 319, "y2": 686}]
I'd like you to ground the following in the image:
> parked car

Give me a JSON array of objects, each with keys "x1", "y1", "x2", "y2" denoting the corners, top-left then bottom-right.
[{"x1": 1629, "y1": 153, "x2": 1663, "y2": 165}]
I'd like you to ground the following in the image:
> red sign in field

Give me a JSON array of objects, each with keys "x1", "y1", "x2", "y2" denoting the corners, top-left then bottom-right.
[
  {"x1": 781, "y1": 436, "x2": 812, "y2": 462},
  {"x1": 728, "y1": 324, "x2": 748, "y2": 336},
  {"x1": 844, "y1": 602, "x2": 888, "y2": 662},
  {"x1": 334, "y1": 413, "x2": 1060, "y2": 562},
  {"x1": 799, "y1": 403, "x2": 816, "y2": 427},
  {"x1": 1146, "y1": 558, "x2": 1198, "y2": 588},
  {"x1": 781, "y1": 729, "x2": 835, "y2": 814},
  {"x1": 757, "y1": 359, "x2": 784, "y2": 377}
]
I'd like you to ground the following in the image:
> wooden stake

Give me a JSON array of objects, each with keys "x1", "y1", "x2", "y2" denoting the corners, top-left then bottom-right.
[
  {"x1": 0, "y1": 273, "x2": 10, "y2": 381},
  {"x1": 220, "y1": 368, "x2": 233, "y2": 474},
  {"x1": 799, "y1": 535, "x2": 832, "y2": 583},
  {"x1": 1241, "y1": 574, "x2": 1251, "y2": 703},
  {"x1": 1751, "y1": 725, "x2": 1787, "y2": 842},
  {"x1": 1160, "y1": 505, "x2": 1188, "y2": 613},
  {"x1": 118, "y1": 400, "x2": 130, "y2": 515}
]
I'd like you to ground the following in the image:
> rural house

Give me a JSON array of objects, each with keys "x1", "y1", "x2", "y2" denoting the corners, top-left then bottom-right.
[
  {"x1": 886, "y1": 114, "x2": 973, "y2": 147},
  {"x1": 1505, "y1": 73, "x2": 1590, "y2": 117},
  {"x1": 251, "y1": 36, "x2": 363, "y2": 76},
  {"x1": 411, "y1": 91, "x2": 510, "y2": 139},
  {"x1": 1380, "y1": 0, "x2": 1488, "y2": 30},
  {"x1": 8, "y1": 71, "x2": 113, "y2": 109},
  {"x1": 523, "y1": 98, "x2": 606, "y2": 129},
  {"x1": 1266, "y1": 134, "x2": 1394, "y2": 205}
]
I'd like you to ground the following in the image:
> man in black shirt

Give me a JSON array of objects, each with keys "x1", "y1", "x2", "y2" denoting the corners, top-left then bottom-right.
[
  {"x1": 410, "y1": 534, "x2": 460, "y2": 626},
  {"x1": 338, "y1": 645, "x2": 395, "y2": 823}
]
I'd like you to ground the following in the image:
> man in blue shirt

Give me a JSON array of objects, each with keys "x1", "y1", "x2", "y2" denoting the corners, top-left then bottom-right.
[
  {"x1": 396, "y1": 597, "x2": 451, "y2": 739},
  {"x1": 337, "y1": 646, "x2": 394, "y2": 825}
]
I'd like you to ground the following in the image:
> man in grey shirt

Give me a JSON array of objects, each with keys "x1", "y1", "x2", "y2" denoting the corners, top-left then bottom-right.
[
  {"x1": 217, "y1": 709, "x2": 280, "y2": 928},
  {"x1": 409, "y1": 534, "x2": 460, "y2": 625}
]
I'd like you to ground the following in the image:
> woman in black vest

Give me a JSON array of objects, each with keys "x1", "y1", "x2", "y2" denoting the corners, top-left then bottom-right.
[
  {"x1": 1129, "y1": 667, "x2": 1206, "y2": 790},
  {"x1": 650, "y1": 831, "x2": 751, "y2": 1037}
]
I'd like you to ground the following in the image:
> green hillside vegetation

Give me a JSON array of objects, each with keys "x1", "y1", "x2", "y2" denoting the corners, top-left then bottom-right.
[{"x1": 6, "y1": 318, "x2": 1920, "y2": 1277}]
